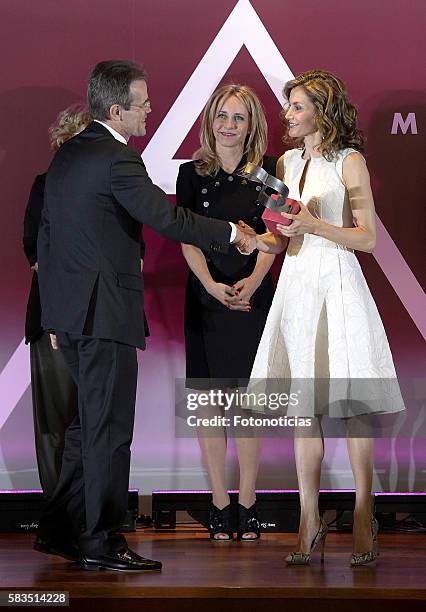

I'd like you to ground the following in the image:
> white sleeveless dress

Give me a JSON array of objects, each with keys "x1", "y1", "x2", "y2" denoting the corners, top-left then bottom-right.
[{"x1": 248, "y1": 148, "x2": 404, "y2": 417}]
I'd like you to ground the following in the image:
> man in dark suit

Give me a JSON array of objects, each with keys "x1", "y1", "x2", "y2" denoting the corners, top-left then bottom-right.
[{"x1": 35, "y1": 60, "x2": 255, "y2": 571}]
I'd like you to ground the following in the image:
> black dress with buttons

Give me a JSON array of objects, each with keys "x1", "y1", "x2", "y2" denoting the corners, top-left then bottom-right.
[{"x1": 176, "y1": 156, "x2": 276, "y2": 387}]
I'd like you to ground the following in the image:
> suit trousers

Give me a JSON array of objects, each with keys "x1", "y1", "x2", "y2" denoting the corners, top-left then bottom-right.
[
  {"x1": 30, "y1": 331, "x2": 77, "y2": 499},
  {"x1": 37, "y1": 332, "x2": 138, "y2": 554}
]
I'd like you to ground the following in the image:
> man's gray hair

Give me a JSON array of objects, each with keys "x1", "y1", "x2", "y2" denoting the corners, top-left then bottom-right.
[{"x1": 88, "y1": 60, "x2": 147, "y2": 121}]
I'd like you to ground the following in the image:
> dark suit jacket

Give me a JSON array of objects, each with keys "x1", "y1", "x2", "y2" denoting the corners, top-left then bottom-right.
[
  {"x1": 37, "y1": 122, "x2": 231, "y2": 349},
  {"x1": 23, "y1": 172, "x2": 149, "y2": 344}
]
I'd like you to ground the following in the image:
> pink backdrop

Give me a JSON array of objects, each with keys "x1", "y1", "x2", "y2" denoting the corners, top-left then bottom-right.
[{"x1": 0, "y1": 0, "x2": 424, "y2": 493}]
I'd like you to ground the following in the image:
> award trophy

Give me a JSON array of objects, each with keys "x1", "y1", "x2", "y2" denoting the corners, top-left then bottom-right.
[{"x1": 240, "y1": 162, "x2": 300, "y2": 234}]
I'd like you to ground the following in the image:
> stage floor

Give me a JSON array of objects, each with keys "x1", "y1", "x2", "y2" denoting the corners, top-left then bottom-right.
[{"x1": 0, "y1": 526, "x2": 425, "y2": 611}]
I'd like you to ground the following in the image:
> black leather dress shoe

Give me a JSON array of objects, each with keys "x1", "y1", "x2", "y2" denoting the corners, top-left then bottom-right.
[
  {"x1": 34, "y1": 536, "x2": 80, "y2": 562},
  {"x1": 79, "y1": 547, "x2": 162, "y2": 572}
]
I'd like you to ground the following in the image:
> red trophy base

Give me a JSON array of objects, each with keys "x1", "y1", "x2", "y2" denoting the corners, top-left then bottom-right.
[{"x1": 261, "y1": 198, "x2": 300, "y2": 234}]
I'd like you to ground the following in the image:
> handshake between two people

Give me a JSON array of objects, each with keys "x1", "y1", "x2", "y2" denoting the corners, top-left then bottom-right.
[
  {"x1": 232, "y1": 200, "x2": 318, "y2": 255},
  {"x1": 232, "y1": 220, "x2": 258, "y2": 255}
]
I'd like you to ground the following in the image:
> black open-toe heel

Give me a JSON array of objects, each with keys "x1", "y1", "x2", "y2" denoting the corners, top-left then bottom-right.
[
  {"x1": 237, "y1": 502, "x2": 261, "y2": 541},
  {"x1": 209, "y1": 503, "x2": 233, "y2": 541}
]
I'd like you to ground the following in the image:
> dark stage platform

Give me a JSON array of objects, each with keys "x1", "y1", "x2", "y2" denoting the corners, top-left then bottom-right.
[{"x1": 0, "y1": 527, "x2": 425, "y2": 612}]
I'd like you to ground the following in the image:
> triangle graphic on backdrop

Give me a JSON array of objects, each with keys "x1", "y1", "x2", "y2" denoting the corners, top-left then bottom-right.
[
  {"x1": 0, "y1": 0, "x2": 424, "y2": 432},
  {"x1": 142, "y1": 0, "x2": 293, "y2": 194}
]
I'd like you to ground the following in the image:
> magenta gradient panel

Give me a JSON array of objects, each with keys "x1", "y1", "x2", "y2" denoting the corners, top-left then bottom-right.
[{"x1": 0, "y1": 0, "x2": 424, "y2": 493}]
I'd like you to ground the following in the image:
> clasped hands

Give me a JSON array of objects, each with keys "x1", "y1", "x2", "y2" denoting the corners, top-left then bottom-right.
[{"x1": 205, "y1": 276, "x2": 259, "y2": 311}]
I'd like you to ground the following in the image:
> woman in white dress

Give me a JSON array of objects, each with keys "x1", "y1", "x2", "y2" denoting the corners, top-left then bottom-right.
[{"x1": 249, "y1": 70, "x2": 404, "y2": 566}]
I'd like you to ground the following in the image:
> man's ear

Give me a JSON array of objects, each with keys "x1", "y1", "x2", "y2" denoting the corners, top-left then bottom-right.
[{"x1": 108, "y1": 104, "x2": 121, "y2": 122}]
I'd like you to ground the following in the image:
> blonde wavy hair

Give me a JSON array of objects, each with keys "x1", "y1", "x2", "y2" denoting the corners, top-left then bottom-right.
[
  {"x1": 194, "y1": 84, "x2": 268, "y2": 176},
  {"x1": 282, "y1": 70, "x2": 364, "y2": 161},
  {"x1": 49, "y1": 104, "x2": 91, "y2": 151}
]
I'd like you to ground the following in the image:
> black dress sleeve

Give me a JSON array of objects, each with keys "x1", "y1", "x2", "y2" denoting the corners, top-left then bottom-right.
[
  {"x1": 176, "y1": 162, "x2": 197, "y2": 211},
  {"x1": 23, "y1": 173, "x2": 46, "y2": 266},
  {"x1": 140, "y1": 230, "x2": 146, "y2": 260},
  {"x1": 23, "y1": 173, "x2": 46, "y2": 343}
]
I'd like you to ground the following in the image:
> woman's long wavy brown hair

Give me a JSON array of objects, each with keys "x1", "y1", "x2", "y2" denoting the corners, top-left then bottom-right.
[
  {"x1": 194, "y1": 84, "x2": 268, "y2": 176},
  {"x1": 282, "y1": 70, "x2": 364, "y2": 160}
]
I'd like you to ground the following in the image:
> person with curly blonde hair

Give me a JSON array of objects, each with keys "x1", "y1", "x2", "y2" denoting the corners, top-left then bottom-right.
[
  {"x1": 48, "y1": 104, "x2": 91, "y2": 151},
  {"x1": 23, "y1": 105, "x2": 90, "y2": 499},
  {"x1": 247, "y1": 70, "x2": 404, "y2": 566}
]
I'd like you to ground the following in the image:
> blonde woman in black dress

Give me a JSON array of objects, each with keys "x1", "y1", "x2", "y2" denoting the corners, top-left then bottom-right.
[{"x1": 176, "y1": 85, "x2": 276, "y2": 541}]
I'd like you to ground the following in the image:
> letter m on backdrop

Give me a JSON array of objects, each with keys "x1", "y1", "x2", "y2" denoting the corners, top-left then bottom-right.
[{"x1": 391, "y1": 112, "x2": 418, "y2": 134}]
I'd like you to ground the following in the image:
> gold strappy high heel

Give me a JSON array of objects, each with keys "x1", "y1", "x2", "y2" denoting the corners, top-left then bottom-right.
[
  {"x1": 350, "y1": 516, "x2": 379, "y2": 567},
  {"x1": 286, "y1": 516, "x2": 328, "y2": 565}
]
